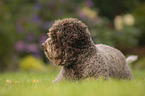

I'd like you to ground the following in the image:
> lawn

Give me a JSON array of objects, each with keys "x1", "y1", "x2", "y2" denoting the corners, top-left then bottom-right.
[{"x1": 0, "y1": 69, "x2": 145, "y2": 96}]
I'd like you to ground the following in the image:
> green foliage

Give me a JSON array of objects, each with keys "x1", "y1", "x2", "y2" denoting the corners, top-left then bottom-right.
[
  {"x1": 0, "y1": 1, "x2": 20, "y2": 71},
  {"x1": 89, "y1": 18, "x2": 139, "y2": 48},
  {"x1": 0, "y1": 32, "x2": 16, "y2": 71},
  {"x1": 133, "y1": 57, "x2": 145, "y2": 70},
  {"x1": 92, "y1": 0, "x2": 139, "y2": 19},
  {"x1": 133, "y1": 3, "x2": 145, "y2": 46},
  {"x1": 114, "y1": 26, "x2": 139, "y2": 48},
  {"x1": 0, "y1": 70, "x2": 145, "y2": 96},
  {"x1": 90, "y1": 22, "x2": 116, "y2": 46},
  {"x1": 19, "y1": 55, "x2": 47, "y2": 72}
]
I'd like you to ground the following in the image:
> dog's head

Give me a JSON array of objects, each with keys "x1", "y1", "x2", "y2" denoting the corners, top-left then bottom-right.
[{"x1": 42, "y1": 18, "x2": 92, "y2": 66}]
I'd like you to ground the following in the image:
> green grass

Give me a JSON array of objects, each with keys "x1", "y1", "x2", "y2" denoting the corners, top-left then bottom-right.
[{"x1": 0, "y1": 70, "x2": 145, "y2": 96}]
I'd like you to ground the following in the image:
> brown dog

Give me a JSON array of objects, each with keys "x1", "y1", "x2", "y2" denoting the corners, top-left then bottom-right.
[{"x1": 42, "y1": 18, "x2": 133, "y2": 82}]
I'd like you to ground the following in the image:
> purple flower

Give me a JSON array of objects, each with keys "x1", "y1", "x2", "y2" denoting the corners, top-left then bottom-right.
[
  {"x1": 26, "y1": 43, "x2": 39, "y2": 53},
  {"x1": 15, "y1": 41, "x2": 26, "y2": 52},
  {"x1": 15, "y1": 41, "x2": 42, "y2": 57}
]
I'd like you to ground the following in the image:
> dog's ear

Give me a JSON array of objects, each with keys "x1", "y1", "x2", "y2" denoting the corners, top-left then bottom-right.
[
  {"x1": 48, "y1": 18, "x2": 91, "y2": 49},
  {"x1": 59, "y1": 24, "x2": 90, "y2": 49}
]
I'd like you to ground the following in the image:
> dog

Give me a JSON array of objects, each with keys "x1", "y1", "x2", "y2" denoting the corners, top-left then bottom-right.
[{"x1": 42, "y1": 18, "x2": 135, "y2": 82}]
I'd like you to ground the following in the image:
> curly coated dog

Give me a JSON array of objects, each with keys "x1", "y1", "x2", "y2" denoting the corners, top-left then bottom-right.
[{"x1": 42, "y1": 18, "x2": 134, "y2": 82}]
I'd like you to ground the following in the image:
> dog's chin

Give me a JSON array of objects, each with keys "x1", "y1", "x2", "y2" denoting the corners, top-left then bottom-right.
[
  {"x1": 53, "y1": 59, "x2": 69, "y2": 66},
  {"x1": 53, "y1": 59, "x2": 62, "y2": 66},
  {"x1": 54, "y1": 63, "x2": 65, "y2": 66}
]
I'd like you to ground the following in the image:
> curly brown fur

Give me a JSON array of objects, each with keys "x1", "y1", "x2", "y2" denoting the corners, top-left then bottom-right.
[{"x1": 42, "y1": 18, "x2": 132, "y2": 82}]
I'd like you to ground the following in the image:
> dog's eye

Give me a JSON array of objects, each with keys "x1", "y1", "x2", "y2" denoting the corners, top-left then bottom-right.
[{"x1": 45, "y1": 50, "x2": 47, "y2": 52}]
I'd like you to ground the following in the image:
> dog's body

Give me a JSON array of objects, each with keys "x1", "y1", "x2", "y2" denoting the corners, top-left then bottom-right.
[
  {"x1": 53, "y1": 44, "x2": 132, "y2": 82},
  {"x1": 42, "y1": 18, "x2": 133, "y2": 82}
]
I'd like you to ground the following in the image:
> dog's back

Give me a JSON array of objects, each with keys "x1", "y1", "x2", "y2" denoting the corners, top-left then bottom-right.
[{"x1": 96, "y1": 44, "x2": 133, "y2": 79}]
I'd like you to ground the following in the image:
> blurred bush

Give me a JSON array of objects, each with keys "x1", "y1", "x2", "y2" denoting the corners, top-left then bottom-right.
[
  {"x1": 89, "y1": 14, "x2": 139, "y2": 49},
  {"x1": 19, "y1": 55, "x2": 47, "y2": 72},
  {"x1": 133, "y1": 56, "x2": 145, "y2": 70},
  {"x1": 133, "y1": 3, "x2": 145, "y2": 46},
  {"x1": 92, "y1": 0, "x2": 138, "y2": 20}
]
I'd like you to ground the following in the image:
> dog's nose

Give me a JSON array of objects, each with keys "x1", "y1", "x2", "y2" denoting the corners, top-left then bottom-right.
[{"x1": 42, "y1": 43, "x2": 45, "y2": 48}]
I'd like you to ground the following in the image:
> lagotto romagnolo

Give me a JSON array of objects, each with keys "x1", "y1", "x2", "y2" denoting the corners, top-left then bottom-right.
[{"x1": 42, "y1": 18, "x2": 135, "y2": 82}]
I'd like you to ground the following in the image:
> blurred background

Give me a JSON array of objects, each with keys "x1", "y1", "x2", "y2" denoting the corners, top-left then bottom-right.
[{"x1": 0, "y1": 0, "x2": 145, "y2": 72}]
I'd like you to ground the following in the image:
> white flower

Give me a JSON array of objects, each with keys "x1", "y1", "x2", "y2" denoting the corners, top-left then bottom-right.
[
  {"x1": 114, "y1": 16, "x2": 123, "y2": 31},
  {"x1": 123, "y1": 14, "x2": 134, "y2": 26}
]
